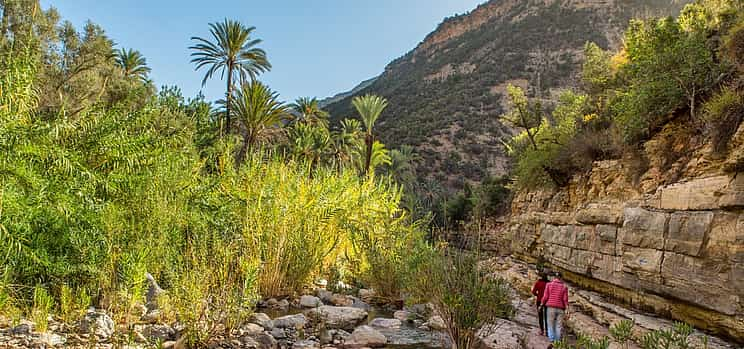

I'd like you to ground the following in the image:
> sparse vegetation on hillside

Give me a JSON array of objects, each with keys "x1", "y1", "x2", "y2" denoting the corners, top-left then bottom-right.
[
  {"x1": 326, "y1": 1, "x2": 689, "y2": 194},
  {"x1": 506, "y1": 0, "x2": 744, "y2": 189}
]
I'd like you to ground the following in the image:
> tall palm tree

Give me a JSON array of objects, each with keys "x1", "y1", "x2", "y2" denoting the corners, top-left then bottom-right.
[
  {"x1": 290, "y1": 97, "x2": 329, "y2": 126},
  {"x1": 351, "y1": 94, "x2": 388, "y2": 176},
  {"x1": 231, "y1": 81, "x2": 287, "y2": 163},
  {"x1": 115, "y1": 48, "x2": 151, "y2": 82},
  {"x1": 190, "y1": 19, "x2": 271, "y2": 136}
]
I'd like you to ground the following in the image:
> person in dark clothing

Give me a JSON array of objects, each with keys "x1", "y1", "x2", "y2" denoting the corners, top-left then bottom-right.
[{"x1": 531, "y1": 271, "x2": 550, "y2": 336}]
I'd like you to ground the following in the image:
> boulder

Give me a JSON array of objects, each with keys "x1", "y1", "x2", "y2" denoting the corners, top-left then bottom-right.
[
  {"x1": 273, "y1": 314, "x2": 308, "y2": 329},
  {"x1": 423, "y1": 316, "x2": 446, "y2": 331},
  {"x1": 317, "y1": 289, "x2": 334, "y2": 303},
  {"x1": 141, "y1": 324, "x2": 175, "y2": 341},
  {"x1": 250, "y1": 312, "x2": 274, "y2": 330},
  {"x1": 145, "y1": 273, "x2": 165, "y2": 311},
  {"x1": 270, "y1": 328, "x2": 287, "y2": 339},
  {"x1": 242, "y1": 333, "x2": 278, "y2": 349},
  {"x1": 306, "y1": 306, "x2": 368, "y2": 330},
  {"x1": 79, "y1": 310, "x2": 115, "y2": 339},
  {"x1": 368, "y1": 318, "x2": 401, "y2": 329},
  {"x1": 330, "y1": 294, "x2": 353, "y2": 307},
  {"x1": 666, "y1": 211, "x2": 713, "y2": 256},
  {"x1": 240, "y1": 323, "x2": 265, "y2": 336},
  {"x1": 12, "y1": 323, "x2": 31, "y2": 335},
  {"x1": 344, "y1": 325, "x2": 387, "y2": 348},
  {"x1": 393, "y1": 310, "x2": 413, "y2": 322},
  {"x1": 478, "y1": 320, "x2": 525, "y2": 349},
  {"x1": 301, "y1": 295, "x2": 323, "y2": 308},
  {"x1": 39, "y1": 333, "x2": 67, "y2": 347},
  {"x1": 620, "y1": 208, "x2": 668, "y2": 249},
  {"x1": 357, "y1": 289, "x2": 375, "y2": 302},
  {"x1": 349, "y1": 297, "x2": 370, "y2": 311},
  {"x1": 293, "y1": 339, "x2": 320, "y2": 349},
  {"x1": 254, "y1": 333, "x2": 279, "y2": 349}
]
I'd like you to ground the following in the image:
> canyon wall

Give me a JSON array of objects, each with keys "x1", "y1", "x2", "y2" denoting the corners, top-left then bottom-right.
[{"x1": 499, "y1": 120, "x2": 744, "y2": 343}]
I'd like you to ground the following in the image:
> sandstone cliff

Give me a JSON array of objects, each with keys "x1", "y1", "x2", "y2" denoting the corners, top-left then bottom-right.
[{"x1": 500, "y1": 117, "x2": 744, "y2": 343}]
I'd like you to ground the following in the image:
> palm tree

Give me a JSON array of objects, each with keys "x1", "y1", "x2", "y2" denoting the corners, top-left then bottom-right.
[
  {"x1": 290, "y1": 97, "x2": 329, "y2": 126},
  {"x1": 387, "y1": 145, "x2": 419, "y2": 184},
  {"x1": 230, "y1": 81, "x2": 287, "y2": 163},
  {"x1": 115, "y1": 48, "x2": 151, "y2": 82},
  {"x1": 331, "y1": 118, "x2": 362, "y2": 171},
  {"x1": 289, "y1": 123, "x2": 331, "y2": 176},
  {"x1": 352, "y1": 140, "x2": 391, "y2": 175},
  {"x1": 190, "y1": 19, "x2": 271, "y2": 136},
  {"x1": 351, "y1": 94, "x2": 388, "y2": 176}
]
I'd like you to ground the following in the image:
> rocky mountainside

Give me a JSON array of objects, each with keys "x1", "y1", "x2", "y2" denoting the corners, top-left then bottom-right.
[{"x1": 326, "y1": 0, "x2": 690, "y2": 190}]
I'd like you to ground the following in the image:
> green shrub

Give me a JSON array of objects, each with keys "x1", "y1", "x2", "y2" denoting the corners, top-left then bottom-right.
[
  {"x1": 407, "y1": 246, "x2": 514, "y2": 349},
  {"x1": 641, "y1": 322, "x2": 694, "y2": 349},
  {"x1": 31, "y1": 286, "x2": 53, "y2": 332},
  {"x1": 610, "y1": 320, "x2": 635, "y2": 349},
  {"x1": 703, "y1": 87, "x2": 744, "y2": 154},
  {"x1": 59, "y1": 284, "x2": 90, "y2": 325}
]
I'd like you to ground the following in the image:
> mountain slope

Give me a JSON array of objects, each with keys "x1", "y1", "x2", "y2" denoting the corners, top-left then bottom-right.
[{"x1": 326, "y1": 0, "x2": 690, "y2": 190}]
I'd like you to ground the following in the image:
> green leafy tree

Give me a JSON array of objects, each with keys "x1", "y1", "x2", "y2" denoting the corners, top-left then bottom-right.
[
  {"x1": 501, "y1": 85, "x2": 543, "y2": 151},
  {"x1": 616, "y1": 13, "x2": 724, "y2": 142},
  {"x1": 504, "y1": 87, "x2": 587, "y2": 187},
  {"x1": 115, "y1": 48, "x2": 150, "y2": 82},
  {"x1": 352, "y1": 94, "x2": 388, "y2": 176},
  {"x1": 190, "y1": 19, "x2": 271, "y2": 135},
  {"x1": 230, "y1": 81, "x2": 287, "y2": 163}
]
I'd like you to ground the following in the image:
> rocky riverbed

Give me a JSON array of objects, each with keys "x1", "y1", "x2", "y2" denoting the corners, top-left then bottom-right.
[{"x1": 1, "y1": 258, "x2": 741, "y2": 349}]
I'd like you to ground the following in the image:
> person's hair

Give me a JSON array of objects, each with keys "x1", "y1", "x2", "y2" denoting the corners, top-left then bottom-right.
[{"x1": 553, "y1": 271, "x2": 562, "y2": 278}]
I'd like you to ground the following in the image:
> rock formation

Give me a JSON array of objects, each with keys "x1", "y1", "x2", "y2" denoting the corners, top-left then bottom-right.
[{"x1": 494, "y1": 119, "x2": 744, "y2": 343}]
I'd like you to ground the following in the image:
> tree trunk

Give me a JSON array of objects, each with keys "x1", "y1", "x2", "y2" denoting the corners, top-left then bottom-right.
[
  {"x1": 364, "y1": 134, "x2": 373, "y2": 176},
  {"x1": 225, "y1": 65, "x2": 233, "y2": 136}
]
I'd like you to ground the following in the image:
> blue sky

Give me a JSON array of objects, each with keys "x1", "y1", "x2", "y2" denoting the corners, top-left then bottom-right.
[{"x1": 40, "y1": 0, "x2": 484, "y2": 103}]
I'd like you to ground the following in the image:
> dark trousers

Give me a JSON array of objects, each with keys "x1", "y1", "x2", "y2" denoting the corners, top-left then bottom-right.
[{"x1": 537, "y1": 304, "x2": 547, "y2": 333}]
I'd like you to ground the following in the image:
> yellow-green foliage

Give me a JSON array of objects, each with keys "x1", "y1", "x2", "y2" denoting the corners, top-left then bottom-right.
[
  {"x1": 0, "y1": 40, "x2": 421, "y2": 338},
  {"x1": 31, "y1": 286, "x2": 53, "y2": 332}
]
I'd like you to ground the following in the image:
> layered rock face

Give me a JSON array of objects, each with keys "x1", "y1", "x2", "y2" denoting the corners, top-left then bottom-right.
[{"x1": 502, "y1": 122, "x2": 744, "y2": 342}]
